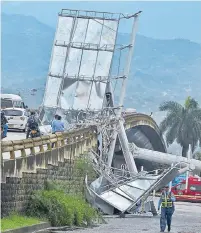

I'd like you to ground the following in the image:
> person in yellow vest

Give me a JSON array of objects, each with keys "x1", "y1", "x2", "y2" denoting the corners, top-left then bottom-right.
[{"x1": 158, "y1": 185, "x2": 176, "y2": 232}]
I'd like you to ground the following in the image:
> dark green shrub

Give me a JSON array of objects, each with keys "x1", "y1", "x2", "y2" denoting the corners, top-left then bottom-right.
[{"x1": 26, "y1": 190, "x2": 100, "y2": 227}]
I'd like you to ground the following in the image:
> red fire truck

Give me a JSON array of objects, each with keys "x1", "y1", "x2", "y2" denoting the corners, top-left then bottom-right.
[{"x1": 171, "y1": 176, "x2": 201, "y2": 202}]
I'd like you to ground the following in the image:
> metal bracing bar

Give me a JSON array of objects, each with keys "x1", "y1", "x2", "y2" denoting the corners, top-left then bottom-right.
[
  {"x1": 92, "y1": 18, "x2": 117, "y2": 32},
  {"x1": 86, "y1": 17, "x2": 105, "y2": 110},
  {"x1": 56, "y1": 11, "x2": 78, "y2": 108},
  {"x1": 101, "y1": 16, "x2": 120, "y2": 111},
  {"x1": 113, "y1": 49, "x2": 122, "y2": 93},
  {"x1": 125, "y1": 183, "x2": 147, "y2": 191},
  {"x1": 49, "y1": 74, "x2": 107, "y2": 83},
  {"x1": 41, "y1": 15, "x2": 61, "y2": 108},
  {"x1": 59, "y1": 14, "x2": 118, "y2": 21},
  {"x1": 117, "y1": 15, "x2": 140, "y2": 116},
  {"x1": 124, "y1": 165, "x2": 187, "y2": 213},
  {"x1": 107, "y1": 13, "x2": 141, "y2": 175},
  {"x1": 60, "y1": 8, "x2": 121, "y2": 21},
  {"x1": 120, "y1": 11, "x2": 142, "y2": 19},
  {"x1": 55, "y1": 41, "x2": 115, "y2": 52},
  {"x1": 49, "y1": 73, "x2": 125, "y2": 81},
  {"x1": 120, "y1": 44, "x2": 131, "y2": 50},
  {"x1": 112, "y1": 189, "x2": 135, "y2": 201},
  {"x1": 72, "y1": 18, "x2": 90, "y2": 110}
]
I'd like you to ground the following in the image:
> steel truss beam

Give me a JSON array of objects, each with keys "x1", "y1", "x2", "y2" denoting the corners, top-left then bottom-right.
[
  {"x1": 59, "y1": 9, "x2": 121, "y2": 21},
  {"x1": 55, "y1": 41, "x2": 115, "y2": 52},
  {"x1": 48, "y1": 73, "x2": 126, "y2": 83}
]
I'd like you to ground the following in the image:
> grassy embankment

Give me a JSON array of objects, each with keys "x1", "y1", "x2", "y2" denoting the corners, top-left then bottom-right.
[
  {"x1": 1, "y1": 157, "x2": 101, "y2": 231},
  {"x1": 1, "y1": 214, "x2": 41, "y2": 232}
]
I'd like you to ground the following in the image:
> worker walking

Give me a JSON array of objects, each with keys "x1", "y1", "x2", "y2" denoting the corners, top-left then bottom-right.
[{"x1": 158, "y1": 185, "x2": 176, "y2": 232}]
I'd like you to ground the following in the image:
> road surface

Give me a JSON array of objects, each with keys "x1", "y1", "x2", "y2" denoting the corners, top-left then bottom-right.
[
  {"x1": 4, "y1": 131, "x2": 26, "y2": 141},
  {"x1": 68, "y1": 201, "x2": 201, "y2": 233}
]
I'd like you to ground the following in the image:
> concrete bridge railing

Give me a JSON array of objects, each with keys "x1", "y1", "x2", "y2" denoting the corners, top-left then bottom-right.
[
  {"x1": 1, "y1": 127, "x2": 97, "y2": 160},
  {"x1": 1, "y1": 113, "x2": 165, "y2": 181},
  {"x1": 1, "y1": 113, "x2": 162, "y2": 159},
  {"x1": 1, "y1": 126, "x2": 97, "y2": 182}
]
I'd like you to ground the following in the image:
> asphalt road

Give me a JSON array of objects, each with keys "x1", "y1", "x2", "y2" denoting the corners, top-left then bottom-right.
[
  {"x1": 66, "y1": 201, "x2": 201, "y2": 233},
  {"x1": 4, "y1": 130, "x2": 26, "y2": 141}
]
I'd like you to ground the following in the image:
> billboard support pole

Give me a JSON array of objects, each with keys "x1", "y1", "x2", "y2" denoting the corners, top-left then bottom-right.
[{"x1": 107, "y1": 11, "x2": 141, "y2": 175}]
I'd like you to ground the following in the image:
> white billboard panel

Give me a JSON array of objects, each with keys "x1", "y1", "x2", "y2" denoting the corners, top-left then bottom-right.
[
  {"x1": 56, "y1": 17, "x2": 73, "y2": 44},
  {"x1": 72, "y1": 18, "x2": 89, "y2": 43},
  {"x1": 42, "y1": 13, "x2": 119, "y2": 118},
  {"x1": 79, "y1": 50, "x2": 97, "y2": 77},
  {"x1": 50, "y1": 46, "x2": 67, "y2": 76},
  {"x1": 64, "y1": 48, "x2": 82, "y2": 76},
  {"x1": 44, "y1": 76, "x2": 61, "y2": 107},
  {"x1": 73, "y1": 81, "x2": 92, "y2": 109},
  {"x1": 60, "y1": 79, "x2": 77, "y2": 109},
  {"x1": 94, "y1": 51, "x2": 113, "y2": 77},
  {"x1": 85, "y1": 19, "x2": 103, "y2": 44},
  {"x1": 87, "y1": 82, "x2": 106, "y2": 109},
  {"x1": 100, "y1": 20, "x2": 118, "y2": 46}
]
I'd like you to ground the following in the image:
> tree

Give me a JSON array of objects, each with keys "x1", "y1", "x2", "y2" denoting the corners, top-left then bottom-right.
[{"x1": 159, "y1": 97, "x2": 201, "y2": 157}]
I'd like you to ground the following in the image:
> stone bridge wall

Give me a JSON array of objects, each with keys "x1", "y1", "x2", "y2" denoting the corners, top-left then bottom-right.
[
  {"x1": 1, "y1": 127, "x2": 97, "y2": 217},
  {"x1": 1, "y1": 159, "x2": 82, "y2": 217}
]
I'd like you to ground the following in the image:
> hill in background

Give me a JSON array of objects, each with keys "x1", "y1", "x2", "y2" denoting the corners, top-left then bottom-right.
[{"x1": 2, "y1": 13, "x2": 201, "y2": 111}]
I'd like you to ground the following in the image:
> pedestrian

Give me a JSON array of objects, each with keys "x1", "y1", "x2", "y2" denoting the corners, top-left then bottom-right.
[
  {"x1": 158, "y1": 185, "x2": 176, "y2": 232},
  {"x1": 1, "y1": 111, "x2": 8, "y2": 138},
  {"x1": 51, "y1": 115, "x2": 64, "y2": 148},
  {"x1": 51, "y1": 114, "x2": 59, "y2": 134},
  {"x1": 57, "y1": 115, "x2": 64, "y2": 132}
]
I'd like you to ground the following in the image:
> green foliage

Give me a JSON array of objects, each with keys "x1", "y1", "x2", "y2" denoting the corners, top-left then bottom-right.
[
  {"x1": 1, "y1": 214, "x2": 41, "y2": 232},
  {"x1": 25, "y1": 156, "x2": 101, "y2": 227},
  {"x1": 73, "y1": 156, "x2": 96, "y2": 179},
  {"x1": 26, "y1": 190, "x2": 101, "y2": 227},
  {"x1": 44, "y1": 180, "x2": 84, "y2": 197},
  {"x1": 159, "y1": 97, "x2": 201, "y2": 157},
  {"x1": 43, "y1": 156, "x2": 96, "y2": 197}
]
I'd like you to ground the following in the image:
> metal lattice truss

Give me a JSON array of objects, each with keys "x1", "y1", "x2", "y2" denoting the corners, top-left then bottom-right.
[{"x1": 86, "y1": 149, "x2": 191, "y2": 215}]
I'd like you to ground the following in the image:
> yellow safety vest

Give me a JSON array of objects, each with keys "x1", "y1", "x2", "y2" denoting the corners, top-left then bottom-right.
[{"x1": 161, "y1": 192, "x2": 173, "y2": 208}]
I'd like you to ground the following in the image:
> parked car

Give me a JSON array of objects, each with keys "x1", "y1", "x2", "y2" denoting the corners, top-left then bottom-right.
[{"x1": 4, "y1": 108, "x2": 29, "y2": 132}]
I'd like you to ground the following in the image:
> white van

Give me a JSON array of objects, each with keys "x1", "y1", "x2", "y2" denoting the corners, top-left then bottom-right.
[
  {"x1": 1, "y1": 94, "x2": 26, "y2": 109},
  {"x1": 4, "y1": 108, "x2": 29, "y2": 132}
]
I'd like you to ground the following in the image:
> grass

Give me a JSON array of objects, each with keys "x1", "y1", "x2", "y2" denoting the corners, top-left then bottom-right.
[{"x1": 1, "y1": 214, "x2": 41, "y2": 232}]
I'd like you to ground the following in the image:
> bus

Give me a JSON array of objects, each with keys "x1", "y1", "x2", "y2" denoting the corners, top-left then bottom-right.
[{"x1": 1, "y1": 94, "x2": 26, "y2": 109}]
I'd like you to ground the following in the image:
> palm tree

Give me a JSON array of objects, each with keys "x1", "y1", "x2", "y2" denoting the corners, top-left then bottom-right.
[{"x1": 159, "y1": 97, "x2": 201, "y2": 157}]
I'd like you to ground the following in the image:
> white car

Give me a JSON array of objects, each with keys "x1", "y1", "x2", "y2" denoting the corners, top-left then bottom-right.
[{"x1": 4, "y1": 108, "x2": 29, "y2": 132}]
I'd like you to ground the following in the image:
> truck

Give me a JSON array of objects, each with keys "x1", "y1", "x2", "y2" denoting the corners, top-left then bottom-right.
[
  {"x1": 171, "y1": 176, "x2": 201, "y2": 202},
  {"x1": 1, "y1": 94, "x2": 26, "y2": 109}
]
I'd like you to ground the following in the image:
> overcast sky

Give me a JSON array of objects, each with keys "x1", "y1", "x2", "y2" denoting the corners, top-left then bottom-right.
[{"x1": 2, "y1": 1, "x2": 201, "y2": 43}]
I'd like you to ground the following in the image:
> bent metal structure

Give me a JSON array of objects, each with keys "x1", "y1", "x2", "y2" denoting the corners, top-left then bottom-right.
[{"x1": 38, "y1": 9, "x2": 199, "y2": 216}]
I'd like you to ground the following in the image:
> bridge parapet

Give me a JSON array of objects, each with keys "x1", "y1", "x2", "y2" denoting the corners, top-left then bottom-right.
[
  {"x1": 2, "y1": 127, "x2": 97, "y2": 159},
  {"x1": 1, "y1": 113, "x2": 165, "y2": 181},
  {"x1": 1, "y1": 126, "x2": 97, "y2": 182}
]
